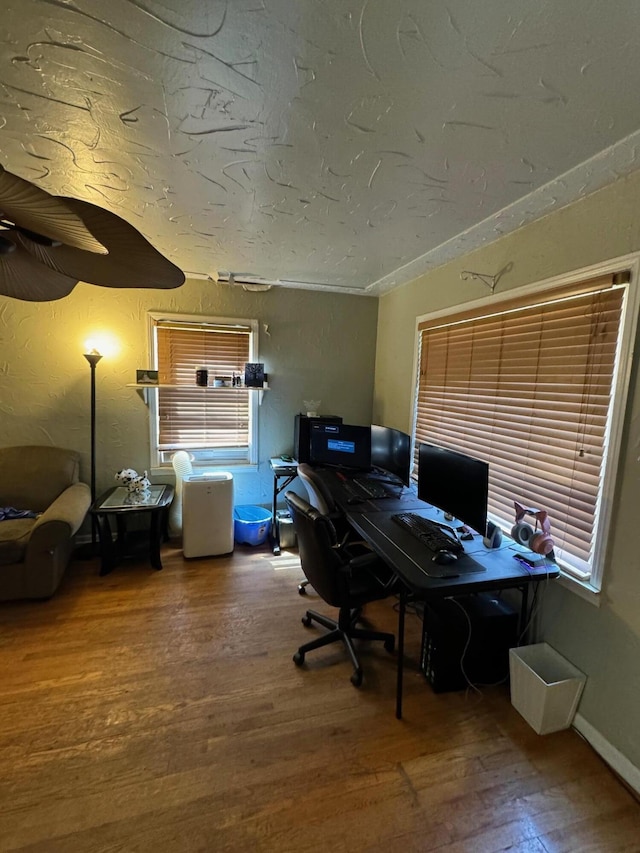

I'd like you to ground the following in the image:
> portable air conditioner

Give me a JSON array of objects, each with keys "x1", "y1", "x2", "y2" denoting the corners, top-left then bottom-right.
[{"x1": 182, "y1": 472, "x2": 234, "y2": 558}]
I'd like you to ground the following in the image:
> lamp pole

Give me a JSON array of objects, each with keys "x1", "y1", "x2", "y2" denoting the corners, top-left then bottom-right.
[{"x1": 84, "y1": 350, "x2": 102, "y2": 546}]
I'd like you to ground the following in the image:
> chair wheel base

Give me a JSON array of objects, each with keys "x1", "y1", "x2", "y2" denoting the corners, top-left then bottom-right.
[
  {"x1": 384, "y1": 637, "x2": 395, "y2": 653},
  {"x1": 350, "y1": 669, "x2": 363, "y2": 687},
  {"x1": 293, "y1": 651, "x2": 305, "y2": 666},
  {"x1": 302, "y1": 614, "x2": 313, "y2": 627}
]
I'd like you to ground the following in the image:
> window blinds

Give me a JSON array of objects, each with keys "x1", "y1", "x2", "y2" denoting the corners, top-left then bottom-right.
[
  {"x1": 415, "y1": 273, "x2": 628, "y2": 577},
  {"x1": 156, "y1": 323, "x2": 251, "y2": 450}
]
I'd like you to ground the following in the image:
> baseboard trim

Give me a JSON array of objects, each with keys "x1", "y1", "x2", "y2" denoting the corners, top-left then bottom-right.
[{"x1": 573, "y1": 713, "x2": 640, "y2": 795}]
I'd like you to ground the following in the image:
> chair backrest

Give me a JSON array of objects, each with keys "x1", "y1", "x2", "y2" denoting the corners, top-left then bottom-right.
[
  {"x1": 285, "y1": 491, "x2": 348, "y2": 608},
  {"x1": 0, "y1": 445, "x2": 81, "y2": 511},
  {"x1": 296, "y1": 463, "x2": 336, "y2": 515}
]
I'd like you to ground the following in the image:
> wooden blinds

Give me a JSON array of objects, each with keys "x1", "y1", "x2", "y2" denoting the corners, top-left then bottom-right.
[
  {"x1": 415, "y1": 274, "x2": 628, "y2": 577},
  {"x1": 156, "y1": 323, "x2": 251, "y2": 450}
]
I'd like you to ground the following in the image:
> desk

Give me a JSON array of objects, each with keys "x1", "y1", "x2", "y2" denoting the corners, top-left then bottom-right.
[
  {"x1": 268, "y1": 457, "x2": 298, "y2": 555},
  {"x1": 346, "y1": 504, "x2": 559, "y2": 718},
  {"x1": 91, "y1": 485, "x2": 174, "y2": 576}
]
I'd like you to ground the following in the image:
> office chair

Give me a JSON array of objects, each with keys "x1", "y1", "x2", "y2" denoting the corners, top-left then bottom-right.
[
  {"x1": 285, "y1": 491, "x2": 395, "y2": 686},
  {"x1": 296, "y1": 462, "x2": 336, "y2": 515},
  {"x1": 296, "y1": 462, "x2": 366, "y2": 594},
  {"x1": 296, "y1": 463, "x2": 339, "y2": 594}
]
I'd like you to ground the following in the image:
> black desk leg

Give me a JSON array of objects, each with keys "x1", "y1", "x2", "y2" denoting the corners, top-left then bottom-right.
[
  {"x1": 271, "y1": 474, "x2": 281, "y2": 556},
  {"x1": 520, "y1": 584, "x2": 530, "y2": 642},
  {"x1": 396, "y1": 586, "x2": 407, "y2": 720}
]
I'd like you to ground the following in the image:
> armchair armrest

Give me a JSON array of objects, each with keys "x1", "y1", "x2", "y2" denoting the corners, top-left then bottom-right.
[{"x1": 27, "y1": 482, "x2": 91, "y2": 555}]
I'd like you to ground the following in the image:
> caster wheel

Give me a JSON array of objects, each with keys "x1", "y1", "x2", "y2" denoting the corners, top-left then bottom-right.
[
  {"x1": 350, "y1": 670, "x2": 363, "y2": 687},
  {"x1": 298, "y1": 584, "x2": 307, "y2": 595},
  {"x1": 384, "y1": 638, "x2": 395, "y2": 653},
  {"x1": 302, "y1": 615, "x2": 312, "y2": 627},
  {"x1": 293, "y1": 651, "x2": 305, "y2": 666}
]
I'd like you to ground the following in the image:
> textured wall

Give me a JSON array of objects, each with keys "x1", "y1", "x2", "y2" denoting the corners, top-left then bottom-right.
[
  {"x1": 374, "y1": 169, "x2": 640, "y2": 772},
  {"x1": 0, "y1": 280, "x2": 378, "y2": 508}
]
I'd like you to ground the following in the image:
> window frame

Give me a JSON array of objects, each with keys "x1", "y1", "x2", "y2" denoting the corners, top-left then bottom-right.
[
  {"x1": 147, "y1": 312, "x2": 260, "y2": 470},
  {"x1": 410, "y1": 254, "x2": 640, "y2": 600}
]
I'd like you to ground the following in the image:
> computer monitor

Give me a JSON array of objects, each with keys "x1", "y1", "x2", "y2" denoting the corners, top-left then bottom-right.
[
  {"x1": 370, "y1": 425, "x2": 412, "y2": 485},
  {"x1": 310, "y1": 422, "x2": 372, "y2": 470},
  {"x1": 417, "y1": 442, "x2": 489, "y2": 535}
]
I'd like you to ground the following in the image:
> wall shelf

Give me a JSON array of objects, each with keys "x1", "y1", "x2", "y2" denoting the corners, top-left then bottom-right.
[{"x1": 127, "y1": 383, "x2": 269, "y2": 404}]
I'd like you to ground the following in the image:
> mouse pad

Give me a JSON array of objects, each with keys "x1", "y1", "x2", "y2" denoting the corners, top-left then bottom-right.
[{"x1": 360, "y1": 513, "x2": 487, "y2": 578}]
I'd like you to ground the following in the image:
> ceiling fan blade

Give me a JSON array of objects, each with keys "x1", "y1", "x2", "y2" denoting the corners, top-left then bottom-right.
[
  {"x1": 0, "y1": 165, "x2": 107, "y2": 254},
  {"x1": 19, "y1": 197, "x2": 185, "y2": 290},
  {"x1": 0, "y1": 233, "x2": 78, "y2": 301}
]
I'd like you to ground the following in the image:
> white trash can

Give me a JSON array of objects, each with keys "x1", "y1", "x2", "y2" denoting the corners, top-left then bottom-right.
[{"x1": 509, "y1": 643, "x2": 586, "y2": 735}]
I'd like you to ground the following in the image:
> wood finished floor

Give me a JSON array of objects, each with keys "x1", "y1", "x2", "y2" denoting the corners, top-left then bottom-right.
[{"x1": 0, "y1": 543, "x2": 639, "y2": 853}]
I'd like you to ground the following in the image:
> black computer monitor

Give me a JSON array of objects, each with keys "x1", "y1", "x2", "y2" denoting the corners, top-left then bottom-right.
[
  {"x1": 370, "y1": 424, "x2": 412, "y2": 485},
  {"x1": 310, "y1": 422, "x2": 372, "y2": 470},
  {"x1": 417, "y1": 442, "x2": 489, "y2": 535}
]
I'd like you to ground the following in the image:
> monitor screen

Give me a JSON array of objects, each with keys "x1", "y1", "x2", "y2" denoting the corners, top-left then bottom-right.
[
  {"x1": 417, "y1": 443, "x2": 489, "y2": 535},
  {"x1": 370, "y1": 425, "x2": 412, "y2": 485},
  {"x1": 310, "y1": 422, "x2": 372, "y2": 470}
]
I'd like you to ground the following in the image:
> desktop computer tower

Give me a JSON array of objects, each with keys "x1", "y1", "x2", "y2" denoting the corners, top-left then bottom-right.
[
  {"x1": 421, "y1": 593, "x2": 518, "y2": 693},
  {"x1": 294, "y1": 414, "x2": 342, "y2": 463}
]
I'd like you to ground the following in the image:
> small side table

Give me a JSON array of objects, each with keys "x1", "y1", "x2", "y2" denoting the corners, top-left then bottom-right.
[
  {"x1": 268, "y1": 457, "x2": 298, "y2": 555},
  {"x1": 91, "y1": 485, "x2": 174, "y2": 576}
]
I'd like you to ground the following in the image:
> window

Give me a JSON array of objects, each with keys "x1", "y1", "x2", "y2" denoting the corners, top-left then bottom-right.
[
  {"x1": 413, "y1": 263, "x2": 639, "y2": 590},
  {"x1": 148, "y1": 313, "x2": 259, "y2": 467}
]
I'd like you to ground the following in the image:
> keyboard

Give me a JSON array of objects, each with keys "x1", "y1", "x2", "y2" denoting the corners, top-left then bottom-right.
[
  {"x1": 340, "y1": 477, "x2": 389, "y2": 501},
  {"x1": 391, "y1": 512, "x2": 464, "y2": 554},
  {"x1": 352, "y1": 477, "x2": 390, "y2": 499}
]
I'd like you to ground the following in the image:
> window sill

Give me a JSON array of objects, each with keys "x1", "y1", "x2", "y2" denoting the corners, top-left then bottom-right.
[
  {"x1": 556, "y1": 571, "x2": 602, "y2": 606},
  {"x1": 151, "y1": 463, "x2": 259, "y2": 479}
]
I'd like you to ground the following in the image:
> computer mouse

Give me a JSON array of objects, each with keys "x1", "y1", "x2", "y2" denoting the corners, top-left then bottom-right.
[{"x1": 432, "y1": 550, "x2": 458, "y2": 565}]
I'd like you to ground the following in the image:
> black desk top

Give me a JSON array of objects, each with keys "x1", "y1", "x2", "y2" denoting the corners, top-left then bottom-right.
[
  {"x1": 297, "y1": 465, "x2": 559, "y2": 597},
  {"x1": 347, "y1": 505, "x2": 559, "y2": 597}
]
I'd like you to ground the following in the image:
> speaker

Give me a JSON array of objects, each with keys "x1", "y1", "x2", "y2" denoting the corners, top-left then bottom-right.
[
  {"x1": 294, "y1": 414, "x2": 342, "y2": 463},
  {"x1": 482, "y1": 521, "x2": 503, "y2": 549}
]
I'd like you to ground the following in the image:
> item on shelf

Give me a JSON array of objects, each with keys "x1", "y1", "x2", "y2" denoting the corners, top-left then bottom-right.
[
  {"x1": 195, "y1": 366, "x2": 208, "y2": 387},
  {"x1": 213, "y1": 375, "x2": 232, "y2": 387},
  {"x1": 244, "y1": 362, "x2": 265, "y2": 387},
  {"x1": 136, "y1": 369, "x2": 158, "y2": 385},
  {"x1": 304, "y1": 399, "x2": 321, "y2": 417}
]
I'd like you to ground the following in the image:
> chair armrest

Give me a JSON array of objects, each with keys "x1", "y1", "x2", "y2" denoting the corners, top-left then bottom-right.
[
  {"x1": 28, "y1": 482, "x2": 92, "y2": 551},
  {"x1": 348, "y1": 551, "x2": 398, "y2": 592},
  {"x1": 348, "y1": 552, "x2": 380, "y2": 571}
]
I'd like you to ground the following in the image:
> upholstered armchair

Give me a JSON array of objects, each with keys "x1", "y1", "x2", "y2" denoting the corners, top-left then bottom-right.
[{"x1": 0, "y1": 446, "x2": 91, "y2": 600}]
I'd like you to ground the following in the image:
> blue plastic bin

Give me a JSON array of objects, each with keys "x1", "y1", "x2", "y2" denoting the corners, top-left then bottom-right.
[{"x1": 234, "y1": 505, "x2": 272, "y2": 546}]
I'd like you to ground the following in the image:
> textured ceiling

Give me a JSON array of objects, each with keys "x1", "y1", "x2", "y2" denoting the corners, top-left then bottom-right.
[{"x1": 2, "y1": 1, "x2": 640, "y2": 295}]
